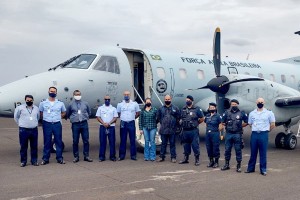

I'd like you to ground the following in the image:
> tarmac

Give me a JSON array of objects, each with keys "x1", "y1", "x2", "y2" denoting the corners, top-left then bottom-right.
[{"x1": 0, "y1": 117, "x2": 300, "y2": 200}]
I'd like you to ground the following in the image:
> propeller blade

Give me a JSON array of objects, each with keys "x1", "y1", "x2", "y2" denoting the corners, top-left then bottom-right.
[
  {"x1": 213, "y1": 27, "x2": 221, "y2": 76},
  {"x1": 216, "y1": 92, "x2": 225, "y2": 115},
  {"x1": 221, "y1": 78, "x2": 264, "y2": 87},
  {"x1": 185, "y1": 86, "x2": 210, "y2": 91}
]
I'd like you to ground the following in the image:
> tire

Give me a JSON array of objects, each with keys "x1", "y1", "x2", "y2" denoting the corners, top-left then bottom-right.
[
  {"x1": 51, "y1": 140, "x2": 65, "y2": 153},
  {"x1": 284, "y1": 133, "x2": 297, "y2": 150},
  {"x1": 275, "y1": 132, "x2": 285, "y2": 148}
]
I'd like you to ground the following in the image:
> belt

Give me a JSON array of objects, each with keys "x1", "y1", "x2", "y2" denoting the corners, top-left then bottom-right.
[
  {"x1": 253, "y1": 130, "x2": 268, "y2": 133},
  {"x1": 121, "y1": 120, "x2": 134, "y2": 123},
  {"x1": 20, "y1": 127, "x2": 37, "y2": 130},
  {"x1": 43, "y1": 120, "x2": 60, "y2": 124},
  {"x1": 207, "y1": 130, "x2": 219, "y2": 133},
  {"x1": 73, "y1": 120, "x2": 87, "y2": 124}
]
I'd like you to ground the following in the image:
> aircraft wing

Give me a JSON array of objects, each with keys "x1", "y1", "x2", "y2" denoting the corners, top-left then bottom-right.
[{"x1": 274, "y1": 56, "x2": 300, "y2": 65}]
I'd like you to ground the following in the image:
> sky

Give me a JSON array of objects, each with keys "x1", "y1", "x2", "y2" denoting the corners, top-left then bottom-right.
[{"x1": 0, "y1": 0, "x2": 299, "y2": 86}]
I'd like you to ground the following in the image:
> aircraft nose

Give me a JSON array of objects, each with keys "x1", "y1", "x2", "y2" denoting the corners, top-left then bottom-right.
[{"x1": 0, "y1": 86, "x2": 17, "y2": 117}]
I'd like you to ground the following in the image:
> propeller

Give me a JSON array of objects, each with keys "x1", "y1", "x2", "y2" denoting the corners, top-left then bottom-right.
[{"x1": 188, "y1": 27, "x2": 264, "y2": 114}]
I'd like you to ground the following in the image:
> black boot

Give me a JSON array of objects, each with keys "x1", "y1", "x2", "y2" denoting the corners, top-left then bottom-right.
[
  {"x1": 213, "y1": 157, "x2": 219, "y2": 168},
  {"x1": 195, "y1": 155, "x2": 200, "y2": 166},
  {"x1": 207, "y1": 157, "x2": 214, "y2": 168},
  {"x1": 179, "y1": 155, "x2": 189, "y2": 164},
  {"x1": 221, "y1": 160, "x2": 230, "y2": 171},
  {"x1": 236, "y1": 161, "x2": 241, "y2": 172}
]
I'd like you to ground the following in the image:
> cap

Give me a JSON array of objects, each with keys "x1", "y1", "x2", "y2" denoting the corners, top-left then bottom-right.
[
  {"x1": 186, "y1": 95, "x2": 194, "y2": 101},
  {"x1": 209, "y1": 102, "x2": 217, "y2": 107},
  {"x1": 230, "y1": 99, "x2": 239, "y2": 105}
]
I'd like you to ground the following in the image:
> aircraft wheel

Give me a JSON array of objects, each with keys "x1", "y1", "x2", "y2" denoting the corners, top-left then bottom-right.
[
  {"x1": 284, "y1": 133, "x2": 297, "y2": 150},
  {"x1": 51, "y1": 140, "x2": 65, "y2": 153},
  {"x1": 275, "y1": 132, "x2": 285, "y2": 148}
]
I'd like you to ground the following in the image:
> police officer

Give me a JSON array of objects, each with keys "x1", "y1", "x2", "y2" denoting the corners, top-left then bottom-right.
[
  {"x1": 67, "y1": 90, "x2": 93, "y2": 163},
  {"x1": 39, "y1": 86, "x2": 66, "y2": 165},
  {"x1": 221, "y1": 99, "x2": 248, "y2": 172},
  {"x1": 179, "y1": 95, "x2": 204, "y2": 166},
  {"x1": 117, "y1": 91, "x2": 140, "y2": 161},
  {"x1": 245, "y1": 98, "x2": 275, "y2": 176},
  {"x1": 96, "y1": 95, "x2": 118, "y2": 162},
  {"x1": 14, "y1": 95, "x2": 40, "y2": 167},
  {"x1": 157, "y1": 94, "x2": 180, "y2": 163},
  {"x1": 204, "y1": 102, "x2": 223, "y2": 168}
]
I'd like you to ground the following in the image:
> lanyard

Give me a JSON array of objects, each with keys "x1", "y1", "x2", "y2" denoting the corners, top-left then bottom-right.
[{"x1": 26, "y1": 106, "x2": 33, "y2": 115}]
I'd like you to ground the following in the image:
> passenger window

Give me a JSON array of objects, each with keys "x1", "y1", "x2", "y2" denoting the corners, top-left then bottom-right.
[
  {"x1": 291, "y1": 75, "x2": 296, "y2": 83},
  {"x1": 281, "y1": 75, "x2": 286, "y2": 83},
  {"x1": 156, "y1": 67, "x2": 165, "y2": 79},
  {"x1": 270, "y1": 74, "x2": 276, "y2": 82},
  {"x1": 93, "y1": 56, "x2": 120, "y2": 74},
  {"x1": 258, "y1": 73, "x2": 263, "y2": 78},
  {"x1": 197, "y1": 70, "x2": 205, "y2": 80},
  {"x1": 179, "y1": 68, "x2": 187, "y2": 79}
]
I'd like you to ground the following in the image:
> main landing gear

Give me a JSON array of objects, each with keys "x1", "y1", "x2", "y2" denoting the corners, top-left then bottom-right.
[{"x1": 275, "y1": 124, "x2": 298, "y2": 150}]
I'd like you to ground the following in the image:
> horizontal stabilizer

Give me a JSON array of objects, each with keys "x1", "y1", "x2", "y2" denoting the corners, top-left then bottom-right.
[
  {"x1": 274, "y1": 56, "x2": 300, "y2": 65},
  {"x1": 275, "y1": 97, "x2": 300, "y2": 107}
]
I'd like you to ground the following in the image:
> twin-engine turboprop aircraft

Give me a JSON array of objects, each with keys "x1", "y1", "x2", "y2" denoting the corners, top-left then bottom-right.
[{"x1": 0, "y1": 28, "x2": 300, "y2": 150}]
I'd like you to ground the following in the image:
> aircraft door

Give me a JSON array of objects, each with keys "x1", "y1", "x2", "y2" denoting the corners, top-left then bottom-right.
[{"x1": 133, "y1": 62, "x2": 145, "y2": 103}]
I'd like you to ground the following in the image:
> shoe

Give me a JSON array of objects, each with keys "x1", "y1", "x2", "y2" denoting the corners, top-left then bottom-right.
[
  {"x1": 207, "y1": 157, "x2": 214, "y2": 168},
  {"x1": 171, "y1": 158, "x2": 177, "y2": 163},
  {"x1": 84, "y1": 157, "x2": 93, "y2": 162},
  {"x1": 73, "y1": 157, "x2": 79, "y2": 163},
  {"x1": 261, "y1": 172, "x2": 267, "y2": 176},
  {"x1": 110, "y1": 158, "x2": 116, "y2": 162},
  {"x1": 32, "y1": 162, "x2": 39, "y2": 166},
  {"x1": 131, "y1": 157, "x2": 137, "y2": 161},
  {"x1": 212, "y1": 158, "x2": 219, "y2": 168},
  {"x1": 236, "y1": 162, "x2": 242, "y2": 173},
  {"x1": 244, "y1": 170, "x2": 255, "y2": 173},
  {"x1": 157, "y1": 158, "x2": 165, "y2": 162},
  {"x1": 144, "y1": 158, "x2": 149, "y2": 161},
  {"x1": 221, "y1": 160, "x2": 230, "y2": 171},
  {"x1": 179, "y1": 155, "x2": 189, "y2": 164},
  {"x1": 20, "y1": 163, "x2": 26, "y2": 167},
  {"x1": 195, "y1": 155, "x2": 200, "y2": 166},
  {"x1": 57, "y1": 160, "x2": 65, "y2": 164},
  {"x1": 118, "y1": 157, "x2": 124, "y2": 161},
  {"x1": 40, "y1": 160, "x2": 49, "y2": 165},
  {"x1": 150, "y1": 159, "x2": 155, "y2": 162}
]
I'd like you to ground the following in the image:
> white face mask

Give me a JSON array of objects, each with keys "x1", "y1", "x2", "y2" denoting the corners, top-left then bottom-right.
[{"x1": 74, "y1": 96, "x2": 82, "y2": 101}]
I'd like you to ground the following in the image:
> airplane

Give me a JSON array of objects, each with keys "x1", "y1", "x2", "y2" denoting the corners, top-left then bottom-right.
[{"x1": 0, "y1": 28, "x2": 300, "y2": 151}]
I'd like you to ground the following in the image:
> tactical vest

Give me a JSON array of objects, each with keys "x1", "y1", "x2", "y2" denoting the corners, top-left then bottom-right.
[
  {"x1": 225, "y1": 110, "x2": 243, "y2": 133},
  {"x1": 181, "y1": 106, "x2": 199, "y2": 129}
]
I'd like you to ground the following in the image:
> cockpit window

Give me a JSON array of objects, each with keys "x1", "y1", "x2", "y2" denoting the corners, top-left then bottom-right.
[
  {"x1": 64, "y1": 54, "x2": 97, "y2": 69},
  {"x1": 93, "y1": 56, "x2": 120, "y2": 74}
]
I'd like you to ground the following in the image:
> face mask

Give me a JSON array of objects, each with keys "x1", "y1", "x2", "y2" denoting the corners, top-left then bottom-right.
[
  {"x1": 209, "y1": 109, "x2": 216, "y2": 113},
  {"x1": 231, "y1": 106, "x2": 238, "y2": 112},
  {"x1": 165, "y1": 101, "x2": 171, "y2": 105},
  {"x1": 74, "y1": 96, "x2": 81, "y2": 101},
  {"x1": 257, "y1": 103, "x2": 264, "y2": 109},
  {"x1": 26, "y1": 101, "x2": 33, "y2": 106},
  {"x1": 105, "y1": 100, "x2": 110, "y2": 106},
  {"x1": 186, "y1": 101, "x2": 192, "y2": 106},
  {"x1": 146, "y1": 103, "x2": 151, "y2": 107},
  {"x1": 124, "y1": 96, "x2": 130, "y2": 101},
  {"x1": 49, "y1": 93, "x2": 56, "y2": 98}
]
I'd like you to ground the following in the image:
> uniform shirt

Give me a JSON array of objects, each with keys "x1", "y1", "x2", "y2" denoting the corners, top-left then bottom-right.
[
  {"x1": 67, "y1": 100, "x2": 91, "y2": 123},
  {"x1": 96, "y1": 104, "x2": 118, "y2": 126},
  {"x1": 117, "y1": 100, "x2": 140, "y2": 122},
  {"x1": 139, "y1": 107, "x2": 158, "y2": 130},
  {"x1": 39, "y1": 99, "x2": 66, "y2": 123},
  {"x1": 14, "y1": 104, "x2": 40, "y2": 128},
  {"x1": 205, "y1": 113, "x2": 222, "y2": 132},
  {"x1": 248, "y1": 108, "x2": 275, "y2": 131}
]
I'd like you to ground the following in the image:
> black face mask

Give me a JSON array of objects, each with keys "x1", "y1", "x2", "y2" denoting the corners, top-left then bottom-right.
[
  {"x1": 186, "y1": 101, "x2": 192, "y2": 106},
  {"x1": 231, "y1": 106, "x2": 238, "y2": 112},
  {"x1": 146, "y1": 103, "x2": 151, "y2": 107},
  {"x1": 209, "y1": 109, "x2": 216, "y2": 113},
  {"x1": 165, "y1": 101, "x2": 171, "y2": 106},
  {"x1": 257, "y1": 103, "x2": 264, "y2": 109},
  {"x1": 26, "y1": 101, "x2": 33, "y2": 106}
]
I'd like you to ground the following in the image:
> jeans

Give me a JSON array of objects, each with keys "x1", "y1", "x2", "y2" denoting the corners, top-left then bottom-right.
[
  {"x1": 206, "y1": 131, "x2": 220, "y2": 158},
  {"x1": 247, "y1": 131, "x2": 269, "y2": 173},
  {"x1": 99, "y1": 125, "x2": 116, "y2": 160},
  {"x1": 143, "y1": 128, "x2": 157, "y2": 160},
  {"x1": 42, "y1": 121, "x2": 63, "y2": 162},
  {"x1": 72, "y1": 121, "x2": 90, "y2": 158},
  {"x1": 160, "y1": 134, "x2": 176, "y2": 159},
  {"x1": 19, "y1": 127, "x2": 38, "y2": 164},
  {"x1": 119, "y1": 121, "x2": 136, "y2": 159},
  {"x1": 224, "y1": 133, "x2": 242, "y2": 162},
  {"x1": 182, "y1": 129, "x2": 200, "y2": 156}
]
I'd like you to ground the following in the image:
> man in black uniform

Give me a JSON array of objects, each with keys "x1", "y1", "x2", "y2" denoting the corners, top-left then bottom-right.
[
  {"x1": 179, "y1": 95, "x2": 204, "y2": 166},
  {"x1": 221, "y1": 99, "x2": 248, "y2": 172}
]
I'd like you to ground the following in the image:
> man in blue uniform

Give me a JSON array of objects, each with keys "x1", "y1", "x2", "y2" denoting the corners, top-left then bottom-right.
[
  {"x1": 39, "y1": 86, "x2": 66, "y2": 165},
  {"x1": 117, "y1": 91, "x2": 140, "y2": 161},
  {"x1": 179, "y1": 95, "x2": 204, "y2": 166},
  {"x1": 221, "y1": 99, "x2": 248, "y2": 172},
  {"x1": 157, "y1": 94, "x2": 180, "y2": 163},
  {"x1": 204, "y1": 102, "x2": 223, "y2": 168},
  {"x1": 67, "y1": 90, "x2": 93, "y2": 163},
  {"x1": 14, "y1": 95, "x2": 40, "y2": 167},
  {"x1": 245, "y1": 97, "x2": 275, "y2": 176},
  {"x1": 96, "y1": 95, "x2": 118, "y2": 162}
]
